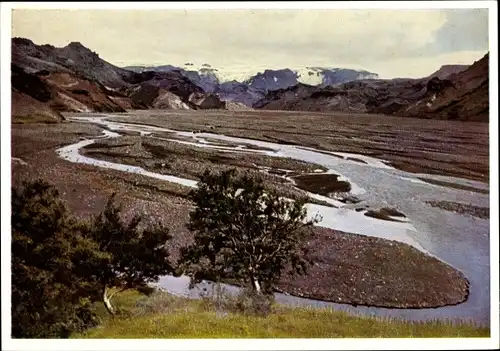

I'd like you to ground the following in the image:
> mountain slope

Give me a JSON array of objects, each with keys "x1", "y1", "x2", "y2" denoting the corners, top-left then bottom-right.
[
  {"x1": 11, "y1": 89, "x2": 64, "y2": 123},
  {"x1": 11, "y1": 63, "x2": 129, "y2": 120},
  {"x1": 12, "y1": 38, "x2": 211, "y2": 112},
  {"x1": 12, "y1": 38, "x2": 139, "y2": 89},
  {"x1": 257, "y1": 54, "x2": 489, "y2": 121},
  {"x1": 402, "y1": 54, "x2": 489, "y2": 121},
  {"x1": 302, "y1": 67, "x2": 379, "y2": 86},
  {"x1": 427, "y1": 65, "x2": 470, "y2": 80}
]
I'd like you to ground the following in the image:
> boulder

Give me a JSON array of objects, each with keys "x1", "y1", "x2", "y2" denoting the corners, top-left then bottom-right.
[{"x1": 188, "y1": 92, "x2": 225, "y2": 109}]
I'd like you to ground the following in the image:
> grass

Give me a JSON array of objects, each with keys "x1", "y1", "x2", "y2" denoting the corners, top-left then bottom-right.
[{"x1": 73, "y1": 290, "x2": 489, "y2": 339}]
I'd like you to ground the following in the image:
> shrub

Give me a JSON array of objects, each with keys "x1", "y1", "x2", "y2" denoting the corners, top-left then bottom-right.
[{"x1": 11, "y1": 180, "x2": 100, "y2": 338}]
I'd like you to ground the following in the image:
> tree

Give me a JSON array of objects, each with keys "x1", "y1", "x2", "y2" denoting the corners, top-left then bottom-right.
[
  {"x1": 11, "y1": 180, "x2": 101, "y2": 338},
  {"x1": 179, "y1": 169, "x2": 319, "y2": 295},
  {"x1": 11, "y1": 179, "x2": 175, "y2": 339},
  {"x1": 83, "y1": 194, "x2": 174, "y2": 314}
]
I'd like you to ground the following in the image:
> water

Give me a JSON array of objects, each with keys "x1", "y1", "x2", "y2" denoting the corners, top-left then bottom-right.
[{"x1": 57, "y1": 113, "x2": 490, "y2": 325}]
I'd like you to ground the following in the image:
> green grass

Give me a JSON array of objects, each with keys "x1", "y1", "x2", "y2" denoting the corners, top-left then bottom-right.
[{"x1": 72, "y1": 290, "x2": 489, "y2": 339}]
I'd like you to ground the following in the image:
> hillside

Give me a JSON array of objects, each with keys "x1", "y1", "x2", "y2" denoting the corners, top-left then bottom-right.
[
  {"x1": 427, "y1": 64, "x2": 470, "y2": 80},
  {"x1": 402, "y1": 54, "x2": 489, "y2": 121},
  {"x1": 257, "y1": 54, "x2": 489, "y2": 122},
  {"x1": 11, "y1": 64, "x2": 132, "y2": 122},
  {"x1": 11, "y1": 38, "x2": 222, "y2": 116},
  {"x1": 12, "y1": 38, "x2": 140, "y2": 89}
]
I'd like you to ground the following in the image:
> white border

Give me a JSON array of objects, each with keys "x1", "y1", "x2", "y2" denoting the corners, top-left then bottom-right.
[
  {"x1": 488, "y1": 2, "x2": 500, "y2": 351},
  {"x1": 3, "y1": 1, "x2": 495, "y2": 10},
  {"x1": 1, "y1": 1, "x2": 14, "y2": 348},
  {"x1": 1, "y1": 1, "x2": 498, "y2": 350}
]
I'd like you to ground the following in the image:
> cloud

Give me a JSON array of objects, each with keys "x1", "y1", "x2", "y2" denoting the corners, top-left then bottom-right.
[
  {"x1": 11, "y1": 8, "x2": 489, "y2": 78},
  {"x1": 429, "y1": 9, "x2": 489, "y2": 53}
]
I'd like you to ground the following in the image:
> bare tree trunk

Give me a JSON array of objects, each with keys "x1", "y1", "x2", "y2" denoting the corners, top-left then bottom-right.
[
  {"x1": 252, "y1": 277, "x2": 262, "y2": 294},
  {"x1": 103, "y1": 286, "x2": 116, "y2": 315}
]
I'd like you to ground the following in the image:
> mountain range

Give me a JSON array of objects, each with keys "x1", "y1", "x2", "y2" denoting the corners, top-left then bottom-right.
[
  {"x1": 124, "y1": 64, "x2": 380, "y2": 106},
  {"x1": 11, "y1": 38, "x2": 489, "y2": 122},
  {"x1": 256, "y1": 55, "x2": 488, "y2": 121}
]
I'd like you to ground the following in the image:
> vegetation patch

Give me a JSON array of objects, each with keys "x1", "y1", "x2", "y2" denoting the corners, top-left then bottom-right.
[
  {"x1": 291, "y1": 174, "x2": 352, "y2": 195},
  {"x1": 178, "y1": 169, "x2": 318, "y2": 295},
  {"x1": 72, "y1": 290, "x2": 488, "y2": 338},
  {"x1": 11, "y1": 180, "x2": 175, "y2": 337}
]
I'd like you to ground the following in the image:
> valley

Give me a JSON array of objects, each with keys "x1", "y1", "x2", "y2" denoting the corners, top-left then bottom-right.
[
  {"x1": 8, "y1": 32, "x2": 492, "y2": 332},
  {"x1": 11, "y1": 110, "x2": 490, "y2": 325}
]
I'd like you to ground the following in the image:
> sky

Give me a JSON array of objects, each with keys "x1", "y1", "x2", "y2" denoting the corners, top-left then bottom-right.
[{"x1": 11, "y1": 7, "x2": 489, "y2": 80}]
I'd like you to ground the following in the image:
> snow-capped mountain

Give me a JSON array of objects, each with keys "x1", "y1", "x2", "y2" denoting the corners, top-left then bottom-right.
[
  {"x1": 123, "y1": 64, "x2": 380, "y2": 106},
  {"x1": 304, "y1": 67, "x2": 379, "y2": 86},
  {"x1": 244, "y1": 68, "x2": 299, "y2": 93},
  {"x1": 217, "y1": 69, "x2": 301, "y2": 106}
]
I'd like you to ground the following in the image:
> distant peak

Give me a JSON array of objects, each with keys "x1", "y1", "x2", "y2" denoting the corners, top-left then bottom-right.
[
  {"x1": 66, "y1": 41, "x2": 91, "y2": 51},
  {"x1": 438, "y1": 64, "x2": 470, "y2": 70},
  {"x1": 259, "y1": 68, "x2": 295, "y2": 75},
  {"x1": 12, "y1": 37, "x2": 35, "y2": 46}
]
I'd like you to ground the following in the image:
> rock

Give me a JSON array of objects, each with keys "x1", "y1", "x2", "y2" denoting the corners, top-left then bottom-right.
[
  {"x1": 12, "y1": 157, "x2": 29, "y2": 166},
  {"x1": 334, "y1": 194, "x2": 361, "y2": 204},
  {"x1": 188, "y1": 92, "x2": 225, "y2": 109},
  {"x1": 152, "y1": 89, "x2": 190, "y2": 110}
]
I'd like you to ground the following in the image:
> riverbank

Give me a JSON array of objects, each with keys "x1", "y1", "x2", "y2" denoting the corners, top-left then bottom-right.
[
  {"x1": 10, "y1": 110, "x2": 490, "y2": 324},
  {"x1": 73, "y1": 290, "x2": 488, "y2": 338}
]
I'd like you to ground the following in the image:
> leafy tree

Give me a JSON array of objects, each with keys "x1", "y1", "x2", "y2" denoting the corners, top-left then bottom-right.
[
  {"x1": 11, "y1": 179, "x2": 175, "y2": 339},
  {"x1": 83, "y1": 194, "x2": 174, "y2": 314},
  {"x1": 11, "y1": 180, "x2": 102, "y2": 338},
  {"x1": 179, "y1": 169, "x2": 319, "y2": 295}
]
